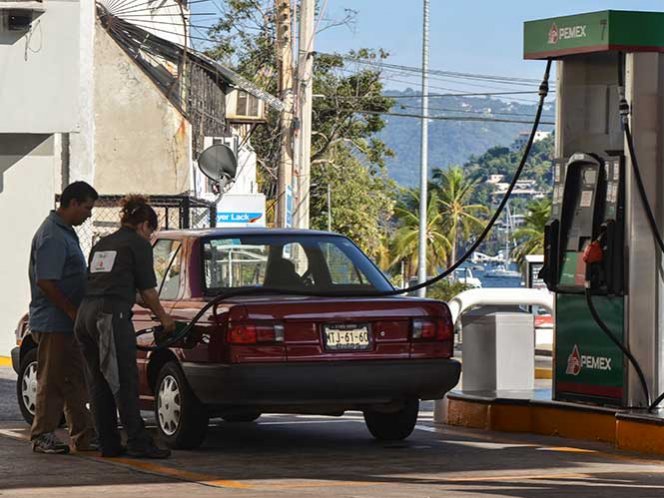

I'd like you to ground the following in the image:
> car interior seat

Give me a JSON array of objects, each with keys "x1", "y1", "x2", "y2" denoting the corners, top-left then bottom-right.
[{"x1": 264, "y1": 258, "x2": 304, "y2": 289}]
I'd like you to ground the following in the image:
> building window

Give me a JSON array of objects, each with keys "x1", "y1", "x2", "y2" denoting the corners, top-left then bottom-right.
[{"x1": 236, "y1": 91, "x2": 260, "y2": 118}]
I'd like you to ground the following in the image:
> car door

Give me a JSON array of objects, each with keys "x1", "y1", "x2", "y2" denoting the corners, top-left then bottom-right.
[{"x1": 134, "y1": 238, "x2": 182, "y2": 399}]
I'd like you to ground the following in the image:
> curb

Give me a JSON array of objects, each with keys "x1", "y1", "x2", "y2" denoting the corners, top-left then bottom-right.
[
  {"x1": 446, "y1": 393, "x2": 664, "y2": 456},
  {"x1": 0, "y1": 356, "x2": 11, "y2": 367},
  {"x1": 535, "y1": 367, "x2": 552, "y2": 379}
]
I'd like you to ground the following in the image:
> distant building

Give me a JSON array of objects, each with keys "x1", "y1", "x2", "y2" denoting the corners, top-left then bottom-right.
[
  {"x1": 486, "y1": 174, "x2": 505, "y2": 184},
  {"x1": 512, "y1": 130, "x2": 552, "y2": 151}
]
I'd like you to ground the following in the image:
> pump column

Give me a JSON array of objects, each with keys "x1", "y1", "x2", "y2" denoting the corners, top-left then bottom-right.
[{"x1": 624, "y1": 52, "x2": 664, "y2": 407}]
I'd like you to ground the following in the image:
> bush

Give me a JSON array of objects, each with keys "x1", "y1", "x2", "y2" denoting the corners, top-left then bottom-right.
[{"x1": 426, "y1": 279, "x2": 470, "y2": 302}]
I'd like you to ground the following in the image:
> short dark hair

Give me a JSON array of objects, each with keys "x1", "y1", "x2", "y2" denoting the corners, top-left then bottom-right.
[{"x1": 60, "y1": 181, "x2": 99, "y2": 208}]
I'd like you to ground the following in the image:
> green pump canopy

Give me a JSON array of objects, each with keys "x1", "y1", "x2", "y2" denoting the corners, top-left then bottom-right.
[{"x1": 524, "y1": 10, "x2": 664, "y2": 60}]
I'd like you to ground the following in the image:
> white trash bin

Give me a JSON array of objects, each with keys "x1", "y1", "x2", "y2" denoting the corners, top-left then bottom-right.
[{"x1": 461, "y1": 311, "x2": 535, "y2": 392}]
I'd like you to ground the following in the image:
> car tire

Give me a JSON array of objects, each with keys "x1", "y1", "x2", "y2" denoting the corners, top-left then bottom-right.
[
  {"x1": 16, "y1": 348, "x2": 69, "y2": 428},
  {"x1": 363, "y1": 398, "x2": 419, "y2": 441},
  {"x1": 17, "y1": 348, "x2": 38, "y2": 426},
  {"x1": 155, "y1": 361, "x2": 209, "y2": 450},
  {"x1": 221, "y1": 412, "x2": 261, "y2": 423}
]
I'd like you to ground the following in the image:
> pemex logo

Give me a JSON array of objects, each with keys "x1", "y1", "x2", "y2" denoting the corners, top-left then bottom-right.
[
  {"x1": 548, "y1": 23, "x2": 559, "y2": 44},
  {"x1": 566, "y1": 345, "x2": 581, "y2": 376}
]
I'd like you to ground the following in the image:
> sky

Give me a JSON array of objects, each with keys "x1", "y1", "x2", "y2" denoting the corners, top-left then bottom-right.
[
  {"x1": 189, "y1": 0, "x2": 664, "y2": 99},
  {"x1": 314, "y1": 0, "x2": 664, "y2": 87}
]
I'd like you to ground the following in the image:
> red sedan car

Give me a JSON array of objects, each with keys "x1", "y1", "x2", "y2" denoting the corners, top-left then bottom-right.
[{"x1": 13, "y1": 229, "x2": 460, "y2": 449}]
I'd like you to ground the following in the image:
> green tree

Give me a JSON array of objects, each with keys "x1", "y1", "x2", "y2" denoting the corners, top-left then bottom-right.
[
  {"x1": 431, "y1": 166, "x2": 488, "y2": 264},
  {"x1": 390, "y1": 189, "x2": 451, "y2": 281},
  {"x1": 310, "y1": 147, "x2": 395, "y2": 260},
  {"x1": 207, "y1": 3, "x2": 396, "y2": 248},
  {"x1": 512, "y1": 198, "x2": 551, "y2": 264}
]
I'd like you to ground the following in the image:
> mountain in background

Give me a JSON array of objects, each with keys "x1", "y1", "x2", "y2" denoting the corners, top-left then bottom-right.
[{"x1": 378, "y1": 89, "x2": 555, "y2": 186}]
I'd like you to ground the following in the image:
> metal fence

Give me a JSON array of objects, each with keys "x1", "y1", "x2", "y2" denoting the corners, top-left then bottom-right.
[{"x1": 56, "y1": 195, "x2": 217, "y2": 256}]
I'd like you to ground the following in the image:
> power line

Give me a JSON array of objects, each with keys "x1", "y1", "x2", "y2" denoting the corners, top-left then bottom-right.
[
  {"x1": 333, "y1": 54, "x2": 548, "y2": 86},
  {"x1": 396, "y1": 103, "x2": 554, "y2": 119},
  {"x1": 315, "y1": 107, "x2": 555, "y2": 125}
]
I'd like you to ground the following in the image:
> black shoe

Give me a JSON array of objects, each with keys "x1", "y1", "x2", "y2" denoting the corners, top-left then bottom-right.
[
  {"x1": 126, "y1": 444, "x2": 171, "y2": 459},
  {"x1": 101, "y1": 446, "x2": 127, "y2": 458}
]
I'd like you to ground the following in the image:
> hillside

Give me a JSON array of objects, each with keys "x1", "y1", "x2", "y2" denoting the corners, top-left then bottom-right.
[{"x1": 379, "y1": 89, "x2": 555, "y2": 186}]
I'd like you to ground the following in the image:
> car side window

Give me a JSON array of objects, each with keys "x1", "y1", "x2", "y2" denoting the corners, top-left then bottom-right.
[
  {"x1": 320, "y1": 242, "x2": 367, "y2": 285},
  {"x1": 153, "y1": 239, "x2": 182, "y2": 299}
]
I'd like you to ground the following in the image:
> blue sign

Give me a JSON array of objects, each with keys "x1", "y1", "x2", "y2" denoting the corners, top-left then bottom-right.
[
  {"x1": 286, "y1": 185, "x2": 293, "y2": 228},
  {"x1": 217, "y1": 212, "x2": 263, "y2": 224}
]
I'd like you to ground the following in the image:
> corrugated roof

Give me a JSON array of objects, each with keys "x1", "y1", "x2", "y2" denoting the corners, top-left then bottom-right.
[{"x1": 98, "y1": 8, "x2": 283, "y2": 111}]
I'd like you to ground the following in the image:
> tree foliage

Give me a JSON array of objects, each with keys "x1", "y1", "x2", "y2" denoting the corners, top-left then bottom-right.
[
  {"x1": 206, "y1": 2, "x2": 395, "y2": 245},
  {"x1": 512, "y1": 197, "x2": 551, "y2": 264}
]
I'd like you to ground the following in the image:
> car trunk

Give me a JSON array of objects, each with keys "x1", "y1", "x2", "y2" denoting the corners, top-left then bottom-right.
[{"x1": 222, "y1": 296, "x2": 454, "y2": 363}]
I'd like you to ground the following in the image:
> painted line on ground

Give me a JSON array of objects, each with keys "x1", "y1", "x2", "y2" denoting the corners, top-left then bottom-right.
[{"x1": 92, "y1": 456, "x2": 252, "y2": 489}]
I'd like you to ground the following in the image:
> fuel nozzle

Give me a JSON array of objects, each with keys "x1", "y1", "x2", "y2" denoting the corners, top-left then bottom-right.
[
  {"x1": 583, "y1": 233, "x2": 606, "y2": 290},
  {"x1": 583, "y1": 239, "x2": 604, "y2": 265}
]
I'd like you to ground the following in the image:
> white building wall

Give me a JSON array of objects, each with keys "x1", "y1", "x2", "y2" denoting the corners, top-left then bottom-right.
[
  {"x1": 0, "y1": 1, "x2": 81, "y2": 133},
  {"x1": 0, "y1": 135, "x2": 59, "y2": 355}
]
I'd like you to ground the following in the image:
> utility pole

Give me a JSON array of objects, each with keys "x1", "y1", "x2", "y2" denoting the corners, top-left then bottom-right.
[
  {"x1": 275, "y1": 0, "x2": 295, "y2": 227},
  {"x1": 293, "y1": 0, "x2": 315, "y2": 229},
  {"x1": 417, "y1": 0, "x2": 430, "y2": 297},
  {"x1": 327, "y1": 183, "x2": 332, "y2": 232}
]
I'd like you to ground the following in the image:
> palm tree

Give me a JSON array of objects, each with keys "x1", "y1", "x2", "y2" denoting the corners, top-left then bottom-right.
[
  {"x1": 432, "y1": 166, "x2": 488, "y2": 264},
  {"x1": 390, "y1": 189, "x2": 451, "y2": 282},
  {"x1": 512, "y1": 198, "x2": 551, "y2": 264}
]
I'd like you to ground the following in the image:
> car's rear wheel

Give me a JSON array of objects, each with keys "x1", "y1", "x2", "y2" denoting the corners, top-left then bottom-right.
[
  {"x1": 155, "y1": 361, "x2": 209, "y2": 449},
  {"x1": 221, "y1": 412, "x2": 261, "y2": 423},
  {"x1": 17, "y1": 348, "x2": 38, "y2": 425},
  {"x1": 363, "y1": 398, "x2": 419, "y2": 441}
]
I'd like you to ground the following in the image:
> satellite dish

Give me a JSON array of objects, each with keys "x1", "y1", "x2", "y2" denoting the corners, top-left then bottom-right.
[{"x1": 198, "y1": 144, "x2": 237, "y2": 184}]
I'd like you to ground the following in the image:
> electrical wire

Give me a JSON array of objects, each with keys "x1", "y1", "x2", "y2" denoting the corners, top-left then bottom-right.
[{"x1": 137, "y1": 59, "x2": 553, "y2": 351}]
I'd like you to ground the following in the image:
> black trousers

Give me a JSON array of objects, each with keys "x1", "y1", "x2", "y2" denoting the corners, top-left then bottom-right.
[{"x1": 74, "y1": 298, "x2": 151, "y2": 452}]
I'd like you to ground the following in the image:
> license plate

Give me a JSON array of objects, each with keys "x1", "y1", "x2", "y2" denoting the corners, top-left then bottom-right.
[{"x1": 324, "y1": 324, "x2": 370, "y2": 350}]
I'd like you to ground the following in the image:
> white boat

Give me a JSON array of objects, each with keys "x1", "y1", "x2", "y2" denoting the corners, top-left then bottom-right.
[
  {"x1": 453, "y1": 268, "x2": 482, "y2": 288},
  {"x1": 484, "y1": 264, "x2": 521, "y2": 279}
]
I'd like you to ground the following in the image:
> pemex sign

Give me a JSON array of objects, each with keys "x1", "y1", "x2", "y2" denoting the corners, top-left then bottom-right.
[{"x1": 524, "y1": 10, "x2": 664, "y2": 60}]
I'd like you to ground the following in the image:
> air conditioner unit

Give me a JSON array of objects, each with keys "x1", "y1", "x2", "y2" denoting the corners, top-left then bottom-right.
[
  {"x1": 203, "y1": 135, "x2": 239, "y2": 157},
  {"x1": 225, "y1": 89, "x2": 266, "y2": 123},
  {"x1": 0, "y1": 1, "x2": 45, "y2": 31}
]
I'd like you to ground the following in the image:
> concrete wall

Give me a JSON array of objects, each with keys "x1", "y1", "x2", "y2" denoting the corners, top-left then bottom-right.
[
  {"x1": 0, "y1": 1, "x2": 80, "y2": 133},
  {"x1": 0, "y1": 135, "x2": 59, "y2": 355},
  {"x1": 93, "y1": 24, "x2": 192, "y2": 195}
]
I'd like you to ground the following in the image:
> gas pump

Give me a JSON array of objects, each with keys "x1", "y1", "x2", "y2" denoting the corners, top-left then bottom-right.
[
  {"x1": 526, "y1": 10, "x2": 664, "y2": 408},
  {"x1": 542, "y1": 152, "x2": 629, "y2": 405}
]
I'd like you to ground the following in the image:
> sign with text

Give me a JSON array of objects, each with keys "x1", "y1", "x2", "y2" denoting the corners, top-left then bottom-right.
[{"x1": 217, "y1": 194, "x2": 266, "y2": 227}]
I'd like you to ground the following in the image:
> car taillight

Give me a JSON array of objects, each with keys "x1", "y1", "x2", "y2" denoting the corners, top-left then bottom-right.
[
  {"x1": 227, "y1": 322, "x2": 285, "y2": 344},
  {"x1": 411, "y1": 318, "x2": 452, "y2": 341}
]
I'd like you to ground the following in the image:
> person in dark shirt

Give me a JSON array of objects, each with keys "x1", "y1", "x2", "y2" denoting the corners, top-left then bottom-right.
[
  {"x1": 75, "y1": 195, "x2": 174, "y2": 459},
  {"x1": 28, "y1": 181, "x2": 99, "y2": 455}
]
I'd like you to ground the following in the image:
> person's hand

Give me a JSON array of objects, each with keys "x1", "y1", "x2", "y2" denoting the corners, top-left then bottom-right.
[{"x1": 160, "y1": 314, "x2": 176, "y2": 335}]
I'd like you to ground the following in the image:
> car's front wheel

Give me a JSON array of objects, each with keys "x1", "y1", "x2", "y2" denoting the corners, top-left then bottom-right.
[
  {"x1": 155, "y1": 361, "x2": 209, "y2": 449},
  {"x1": 17, "y1": 348, "x2": 38, "y2": 425},
  {"x1": 363, "y1": 398, "x2": 419, "y2": 441}
]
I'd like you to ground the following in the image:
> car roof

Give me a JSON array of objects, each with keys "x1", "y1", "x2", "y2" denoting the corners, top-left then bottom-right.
[{"x1": 155, "y1": 227, "x2": 345, "y2": 239}]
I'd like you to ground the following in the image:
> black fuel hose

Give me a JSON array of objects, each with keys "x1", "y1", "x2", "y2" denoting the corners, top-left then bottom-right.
[
  {"x1": 137, "y1": 59, "x2": 553, "y2": 352},
  {"x1": 584, "y1": 287, "x2": 651, "y2": 407}
]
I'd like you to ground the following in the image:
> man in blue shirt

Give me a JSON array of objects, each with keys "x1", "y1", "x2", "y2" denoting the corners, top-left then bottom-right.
[{"x1": 29, "y1": 181, "x2": 99, "y2": 454}]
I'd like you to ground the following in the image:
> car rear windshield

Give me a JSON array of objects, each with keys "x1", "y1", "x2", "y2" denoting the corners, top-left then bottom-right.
[{"x1": 202, "y1": 234, "x2": 393, "y2": 294}]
